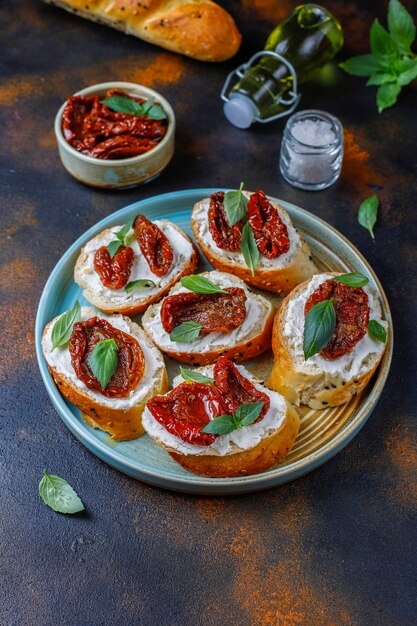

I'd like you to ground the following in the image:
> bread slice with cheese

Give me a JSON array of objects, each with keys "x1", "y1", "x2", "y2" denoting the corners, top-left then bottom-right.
[
  {"x1": 192, "y1": 192, "x2": 317, "y2": 295},
  {"x1": 267, "y1": 273, "x2": 388, "y2": 409},
  {"x1": 142, "y1": 270, "x2": 276, "y2": 365},
  {"x1": 74, "y1": 220, "x2": 198, "y2": 317},
  {"x1": 42, "y1": 306, "x2": 168, "y2": 440},
  {"x1": 142, "y1": 362, "x2": 300, "y2": 477}
]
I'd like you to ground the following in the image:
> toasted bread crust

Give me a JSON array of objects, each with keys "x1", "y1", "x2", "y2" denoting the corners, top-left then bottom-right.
[{"x1": 74, "y1": 224, "x2": 199, "y2": 316}]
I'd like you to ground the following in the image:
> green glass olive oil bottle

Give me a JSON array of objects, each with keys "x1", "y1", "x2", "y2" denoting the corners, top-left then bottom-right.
[{"x1": 222, "y1": 4, "x2": 343, "y2": 128}]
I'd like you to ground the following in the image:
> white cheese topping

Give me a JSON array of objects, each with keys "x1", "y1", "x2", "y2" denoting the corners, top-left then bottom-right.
[
  {"x1": 192, "y1": 192, "x2": 301, "y2": 268},
  {"x1": 142, "y1": 364, "x2": 287, "y2": 456},
  {"x1": 282, "y1": 273, "x2": 388, "y2": 380},
  {"x1": 42, "y1": 306, "x2": 164, "y2": 410},
  {"x1": 76, "y1": 220, "x2": 193, "y2": 305},
  {"x1": 142, "y1": 270, "x2": 272, "y2": 353}
]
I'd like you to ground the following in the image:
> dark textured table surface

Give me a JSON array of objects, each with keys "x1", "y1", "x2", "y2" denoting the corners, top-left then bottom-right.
[{"x1": 1, "y1": 1, "x2": 416, "y2": 624}]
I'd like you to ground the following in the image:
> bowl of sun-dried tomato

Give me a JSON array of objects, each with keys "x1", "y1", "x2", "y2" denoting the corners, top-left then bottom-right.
[{"x1": 54, "y1": 81, "x2": 175, "y2": 189}]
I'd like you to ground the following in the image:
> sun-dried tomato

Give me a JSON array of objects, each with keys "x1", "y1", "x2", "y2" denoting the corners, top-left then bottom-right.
[
  {"x1": 160, "y1": 287, "x2": 247, "y2": 334},
  {"x1": 69, "y1": 317, "x2": 145, "y2": 397},
  {"x1": 134, "y1": 214, "x2": 173, "y2": 276},
  {"x1": 94, "y1": 245, "x2": 134, "y2": 290},
  {"x1": 208, "y1": 192, "x2": 243, "y2": 251},
  {"x1": 304, "y1": 279, "x2": 370, "y2": 360},
  {"x1": 147, "y1": 383, "x2": 225, "y2": 446},
  {"x1": 248, "y1": 190, "x2": 290, "y2": 258},
  {"x1": 214, "y1": 357, "x2": 270, "y2": 419}
]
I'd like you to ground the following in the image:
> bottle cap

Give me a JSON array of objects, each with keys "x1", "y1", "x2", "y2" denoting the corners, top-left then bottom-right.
[{"x1": 223, "y1": 95, "x2": 258, "y2": 129}]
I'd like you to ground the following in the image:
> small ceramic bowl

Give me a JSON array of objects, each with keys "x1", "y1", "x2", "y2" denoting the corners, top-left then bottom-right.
[{"x1": 54, "y1": 81, "x2": 175, "y2": 189}]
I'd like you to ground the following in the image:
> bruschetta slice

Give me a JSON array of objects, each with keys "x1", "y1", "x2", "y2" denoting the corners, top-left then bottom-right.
[
  {"x1": 42, "y1": 305, "x2": 168, "y2": 440},
  {"x1": 142, "y1": 357, "x2": 300, "y2": 477},
  {"x1": 267, "y1": 272, "x2": 388, "y2": 409},
  {"x1": 192, "y1": 188, "x2": 317, "y2": 295},
  {"x1": 141, "y1": 270, "x2": 276, "y2": 365},
  {"x1": 74, "y1": 214, "x2": 199, "y2": 316}
]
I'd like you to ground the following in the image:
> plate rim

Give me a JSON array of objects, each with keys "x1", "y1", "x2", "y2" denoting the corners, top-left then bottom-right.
[{"x1": 35, "y1": 188, "x2": 393, "y2": 493}]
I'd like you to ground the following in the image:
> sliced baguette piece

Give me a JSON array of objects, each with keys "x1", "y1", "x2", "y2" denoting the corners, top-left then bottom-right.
[
  {"x1": 267, "y1": 273, "x2": 388, "y2": 409},
  {"x1": 142, "y1": 362, "x2": 300, "y2": 477},
  {"x1": 142, "y1": 270, "x2": 276, "y2": 365},
  {"x1": 42, "y1": 306, "x2": 168, "y2": 440},
  {"x1": 74, "y1": 220, "x2": 199, "y2": 317},
  {"x1": 191, "y1": 192, "x2": 317, "y2": 295}
]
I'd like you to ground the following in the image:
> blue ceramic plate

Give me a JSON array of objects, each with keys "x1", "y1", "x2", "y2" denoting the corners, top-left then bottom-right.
[{"x1": 35, "y1": 189, "x2": 393, "y2": 494}]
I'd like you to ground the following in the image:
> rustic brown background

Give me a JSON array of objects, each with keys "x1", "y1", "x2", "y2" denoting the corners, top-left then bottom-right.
[{"x1": 1, "y1": 1, "x2": 416, "y2": 624}]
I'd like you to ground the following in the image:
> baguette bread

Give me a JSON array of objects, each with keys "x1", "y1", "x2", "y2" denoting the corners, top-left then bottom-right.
[
  {"x1": 141, "y1": 270, "x2": 276, "y2": 365},
  {"x1": 267, "y1": 273, "x2": 388, "y2": 409},
  {"x1": 142, "y1": 361, "x2": 300, "y2": 477},
  {"x1": 74, "y1": 220, "x2": 199, "y2": 316},
  {"x1": 42, "y1": 0, "x2": 241, "y2": 62},
  {"x1": 42, "y1": 306, "x2": 168, "y2": 440},
  {"x1": 192, "y1": 192, "x2": 317, "y2": 295}
]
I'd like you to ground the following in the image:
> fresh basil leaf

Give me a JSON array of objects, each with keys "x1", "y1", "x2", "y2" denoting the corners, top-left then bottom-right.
[
  {"x1": 107, "y1": 239, "x2": 122, "y2": 259},
  {"x1": 39, "y1": 470, "x2": 85, "y2": 514},
  {"x1": 145, "y1": 102, "x2": 167, "y2": 120},
  {"x1": 398, "y1": 58, "x2": 417, "y2": 85},
  {"x1": 179, "y1": 366, "x2": 214, "y2": 384},
  {"x1": 170, "y1": 321, "x2": 201, "y2": 343},
  {"x1": 125, "y1": 279, "x2": 156, "y2": 293},
  {"x1": 201, "y1": 415, "x2": 236, "y2": 435},
  {"x1": 51, "y1": 300, "x2": 81, "y2": 350},
  {"x1": 366, "y1": 72, "x2": 397, "y2": 86},
  {"x1": 101, "y1": 95, "x2": 143, "y2": 115},
  {"x1": 358, "y1": 195, "x2": 379, "y2": 239},
  {"x1": 388, "y1": 0, "x2": 416, "y2": 55},
  {"x1": 367, "y1": 320, "x2": 387, "y2": 343},
  {"x1": 303, "y1": 298, "x2": 336, "y2": 360},
  {"x1": 88, "y1": 338, "x2": 118, "y2": 390},
  {"x1": 339, "y1": 54, "x2": 381, "y2": 77},
  {"x1": 180, "y1": 275, "x2": 227, "y2": 295},
  {"x1": 116, "y1": 216, "x2": 135, "y2": 242},
  {"x1": 224, "y1": 182, "x2": 248, "y2": 226},
  {"x1": 241, "y1": 222, "x2": 259, "y2": 277},
  {"x1": 107, "y1": 217, "x2": 136, "y2": 257},
  {"x1": 370, "y1": 19, "x2": 400, "y2": 63},
  {"x1": 377, "y1": 81, "x2": 401, "y2": 112},
  {"x1": 235, "y1": 402, "x2": 264, "y2": 427},
  {"x1": 332, "y1": 272, "x2": 369, "y2": 287},
  {"x1": 123, "y1": 233, "x2": 136, "y2": 247}
]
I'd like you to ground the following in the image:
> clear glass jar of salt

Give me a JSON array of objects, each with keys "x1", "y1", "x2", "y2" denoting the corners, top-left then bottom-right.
[{"x1": 279, "y1": 110, "x2": 343, "y2": 190}]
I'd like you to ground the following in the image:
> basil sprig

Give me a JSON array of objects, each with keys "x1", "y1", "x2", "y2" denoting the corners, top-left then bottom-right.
[
  {"x1": 241, "y1": 222, "x2": 259, "y2": 277},
  {"x1": 88, "y1": 338, "x2": 118, "y2": 390},
  {"x1": 303, "y1": 299, "x2": 336, "y2": 360},
  {"x1": 180, "y1": 275, "x2": 227, "y2": 294},
  {"x1": 339, "y1": 0, "x2": 417, "y2": 112},
  {"x1": 51, "y1": 301, "x2": 81, "y2": 350},
  {"x1": 202, "y1": 402, "x2": 264, "y2": 435},
  {"x1": 39, "y1": 470, "x2": 85, "y2": 514},
  {"x1": 179, "y1": 366, "x2": 214, "y2": 384},
  {"x1": 101, "y1": 95, "x2": 167, "y2": 120},
  {"x1": 224, "y1": 182, "x2": 248, "y2": 226},
  {"x1": 125, "y1": 279, "x2": 156, "y2": 293},
  {"x1": 332, "y1": 272, "x2": 369, "y2": 287},
  {"x1": 368, "y1": 320, "x2": 387, "y2": 343},
  {"x1": 358, "y1": 196, "x2": 379, "y2": 240},
  {"x1": 170, "y1": 321, "x2": 201, "y2": 343},
  {"x1": 107, "y1": 216, "x2": 135, "y2": 259}
]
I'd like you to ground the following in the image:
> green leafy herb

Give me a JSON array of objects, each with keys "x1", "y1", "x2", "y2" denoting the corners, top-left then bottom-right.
[
  {"x1": 332, "y1": 272, "x2": 369, "y2": 287},
  {"x1": 241, "y1": 222, "x2": 259, "y2": 276},
  {"x1": 101, "y1": 95, "x2": 167, "y2": 120},
  {"x1": 125, "y1": 279, "x2": 156, "y2": 293},
  {"x1": 358, "y1": 195, "x2": 379, "y2": 240},
  {"x1": 303, "y1": 298, "x2": 336, "y2": 360},
  {"x1": 107, "y1": 216, "x2": 136, "y2": 258},
  {"x1": 179, "y1": 366, "x2": 214, "y2": 384},
  {"x1": 39, "y1": 470, "x2": 85, "y2": 514},
  {"x1": 51, "y1": 300, "x2": 81, "y2": 350},
  {"x1": 202, "y1": 402, "x2": 264, "y2": 435},
  {"x1": 180, "y1": 275, "x2": 227, "y2": 295},
  {"x1": 224, "y1": 182, "x2": 248, "y2": 226},
  {"x1": 367, "y1": 319, "x2": 387, "y2": 343},
  {"x1": 170, "y1": 321, "x2": 201, "y2": 343},
  {"x1": 339, "y1": 0, "x2": 417, "y2": 112},
  {"x1": 88, "y1": 338, "x2": 118, "y2": 390}
]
